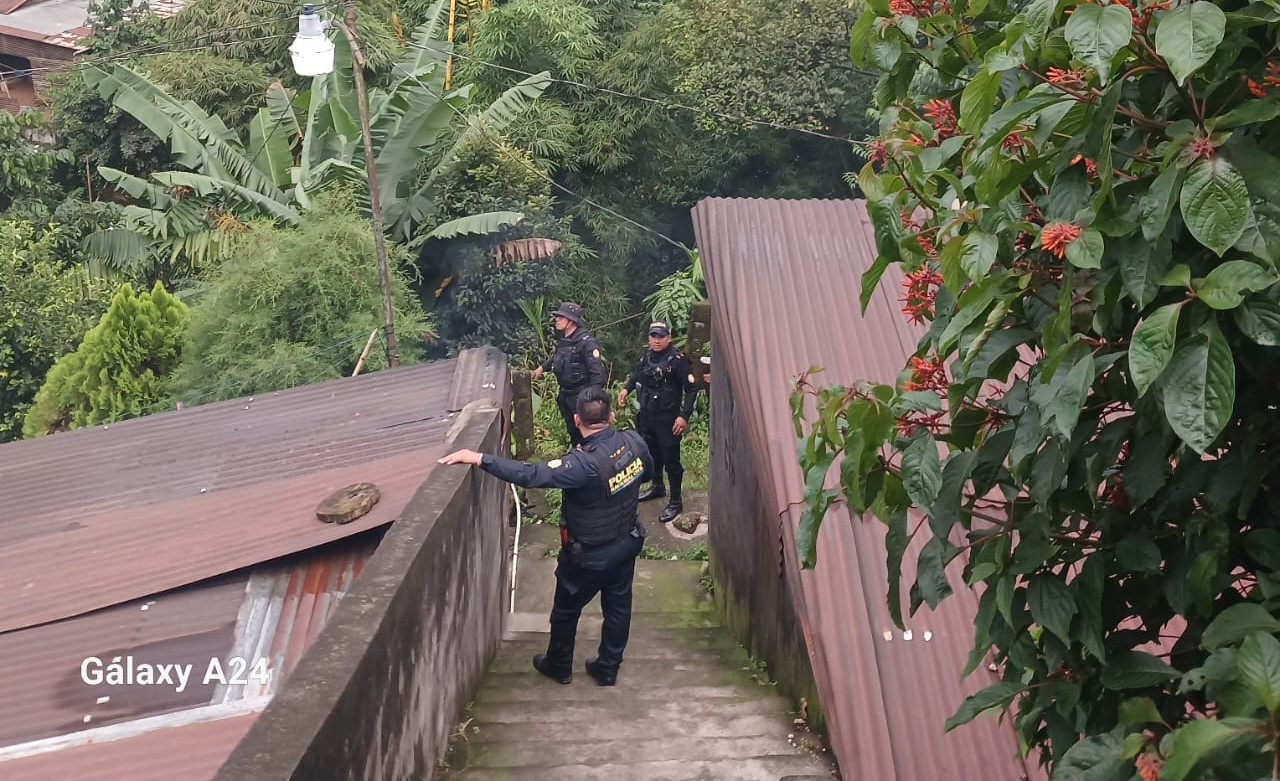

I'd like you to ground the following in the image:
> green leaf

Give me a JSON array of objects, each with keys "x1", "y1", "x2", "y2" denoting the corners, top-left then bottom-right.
[
  {"x1": 1238, "y1": 631, "x2": 1280, "y2": 711},
  {"x1": 1202, "y1": 603, "x2": 1280, "y2": 649},
  {"x1": 1180, "y1": 157, "x2": 1251, "y2": 257},
  {"x1": 1161, "y1": 263, "x2": 1192, "y2": 289},
  {"x1": 1193, "y1": 260, "x2": 1278, "y2": 310},
  {"x1": 860, "y1": 254, "x2": 893, "y2": 314},
  {"x1": 1054, "y1": 733, "x2": 1127, "y2": 781},
  {"x1": 1100, "y1": 651, "x2": 1180, "y2": 690},
  {"x1": 1119, "y1": 697, "x2": 1163, "y2": 727},
  {"x1": 930, "y1": 451, "x2": 977, "y2": 538},
  {"x1": 1128, "y1": 302, "x2": 1183, "y2": 397},
  {"x1": 1212, "y1": 99, "x2": 1280, "y2": 131},
  {"x1": 960, "y1": 71, "x2": 1003, "y2": 135},
  {"x1": 424, "y1": 211, "x2": 525, "y2": 239},
  {"x1": 1029, "y1": 576, "x2": 1077, "y2": 645},
  {"x1": 1023, "y1": 0, "x2": 1057, "y2": 55},
  {"x1": 917, "y1": 536, "x2": 954, "y2": 608},
  {"x1": 1116, "y1": 533, "x2": 1162, "y2": 573},
  {"x1": 1160, "y1": 717, "x2": 1258, "y2": 781},
  {"x1": 961, "y1": 231, "x2": 1000, "y2": 279},
  {"x1": 1034, "y1": 354, "x2": 1096, "y2": 439},
  {"x1": 1161, "y1": 320, "x2": 1236, "y2": 454},
  {"x1": 944, "y1": 681, "x2": 1027, "y2": 731},
  {"x1": 797, "y1": 449, "x2": 838, "y2": 568},
  {"x1": 1247, "y1": 529, "x2": 1280, "y2": 570},
  {"x1": 1188, "y1": 551, "x2": 1220, "y2": 617},
  {"x1": 247, "y1": 108, "x2": 295, "y2": 189},
  {"x1": 1153, "y1": 1, "x2": 1227, "y2": 86},
  {"x1": 1063, "y1": 3, "x2": 1133, "y2": 83},
  {"x1": 1139, "y1": 165, "x2": 1182, "y2": 241},
  {"x1": 849, "y1": 9, "x2": 877, "y2": 69},
  {"x1": 1065, "y1": 228, "x2": 1104, "y2": 269},
  {"x1": 1115, "y1": 233, "x2": 1169, "y2": 308},
  {"x1": 903, "y1": 432, "x2": 943, "y2": 508}
]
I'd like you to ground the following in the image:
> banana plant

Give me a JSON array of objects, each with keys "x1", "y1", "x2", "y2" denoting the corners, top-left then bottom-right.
[{"x1": 81, "y1": 0, "x2": 551, "y2": 266}]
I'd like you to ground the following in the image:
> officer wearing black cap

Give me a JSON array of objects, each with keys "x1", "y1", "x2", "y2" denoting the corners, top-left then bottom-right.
[
  {"x1": 618, "y1": 320, "x2": 699, "y2": 524},
  {"x1": 533, "y1": 301, "x2": 606, "y2": 448},
  {"x1": 438, "y1": 387, "x2": 651, "y2": 686}
]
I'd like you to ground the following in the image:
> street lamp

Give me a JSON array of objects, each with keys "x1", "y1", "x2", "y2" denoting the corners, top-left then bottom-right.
[{"x1": 290, "y1": 2, "x2": 400, "y2": 368}]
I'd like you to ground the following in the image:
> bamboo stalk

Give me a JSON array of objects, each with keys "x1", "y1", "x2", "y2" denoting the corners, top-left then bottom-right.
[
  {"x1": 445, "y1": 0, "x2": 459, "y2": 90},
  {"x1": 351, "y1": 328, "x2": 380, "y2": 377}
]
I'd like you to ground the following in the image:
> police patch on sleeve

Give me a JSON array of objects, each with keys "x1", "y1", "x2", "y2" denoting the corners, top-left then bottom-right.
[
  {"x1": 592, "y1": 349, "x2": 600, "y2": 358},
  {"x1": 548, "y1": 459, "x2": 563, "y2": 469},
  {"x1": 688, "y1": 373, "x2": 696, "y2": 384}
]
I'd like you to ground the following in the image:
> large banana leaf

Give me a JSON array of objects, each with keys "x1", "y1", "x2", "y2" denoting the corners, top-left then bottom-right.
[
  {"x1": 79, "y1": 228, "x2": 152, "y2": 273},
  {"x1": 99, "y1": 166, "x2": 178, "y2": 208},
  {"x1": 248, "y1": 108, "x2": 294, "y2": 189},
  {"x1": 87, "y1": 65, "x2": 289, "y2": 204},
  {"x1": 265, "y1": 81, "x2": 303, "y2": 145},
  {"x1": 390, "y1": 72, "x2": 552, "y2": 236},
  {"x1": 397, "y1": 0, "x2": 452, "y2": 75},
  {"x1": 423, "y1": 211, "x2": 525, "y2": 240},
  {"x1": 151, "y1": 171, "x2": 302, "y2": 225},
  {"x1": 371, "y1": 80, "x2": 457, "y2": 208}
]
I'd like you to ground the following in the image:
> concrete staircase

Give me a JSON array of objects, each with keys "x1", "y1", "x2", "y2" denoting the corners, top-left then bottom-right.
[{"x1": 434, "y1": 542, "x2": 835, "y2": 780}]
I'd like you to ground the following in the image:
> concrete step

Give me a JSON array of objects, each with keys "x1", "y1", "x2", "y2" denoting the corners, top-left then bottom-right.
[
  {"x1": 458, "y1": 713, "x2": 797, "y2": 744},
  {"x1": 446, "y1": 735, "x2": 814, "y2": 769},
  {"x1": 476, "y1": 680, "x2": 781, "y2": 704},
  {"x1": 512, "y1": 557, "x2": 711, "y2": 616},
  {"x1": 503, "y1": 610, "x2": 720, "y2": 635},
  {"x1": 435, "y1": 754, "x2": 833, "y2": 780},
  {"x1": 466, "y1": 695, "x2": 800, "y2": 726},
  {"x1": 484, "y1": 650, "x2": 761, "y2": 680}
]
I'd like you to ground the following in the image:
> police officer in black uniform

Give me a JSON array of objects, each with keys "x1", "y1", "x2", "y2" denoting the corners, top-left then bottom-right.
[
  {"x1": 533, "y1": 301, "x2": 606, "y2": 448},
  {"x1": 618, "y1": 320, "x2": 699, "y2": 524},
  {"x1": 438, "y1": 387, "x2": 651, "y2": 687}
]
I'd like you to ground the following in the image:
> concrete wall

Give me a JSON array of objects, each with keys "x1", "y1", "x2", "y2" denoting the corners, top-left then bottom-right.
[
  {"x1": 214, "y1": 402, "x2": 512, "y2": 781},
  {"x1": 707, "y1": 367, "x2": 825, "y2": 731}
]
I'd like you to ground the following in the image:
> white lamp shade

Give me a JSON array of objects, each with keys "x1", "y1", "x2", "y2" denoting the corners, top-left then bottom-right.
[{"x1": 290, "y1": 34, "x2": 335, "y2": 77}]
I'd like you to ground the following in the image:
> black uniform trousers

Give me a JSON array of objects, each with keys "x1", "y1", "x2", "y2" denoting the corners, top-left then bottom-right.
[
  {"x1": 557, "y1": 389, "x2": 586, "y2": 447},
  {"x1": 636, "y1": 409, "x2": 683, "y2": 490},
  {"x1": 544, "y1": 531, "x2": 644, "y2": 677}
]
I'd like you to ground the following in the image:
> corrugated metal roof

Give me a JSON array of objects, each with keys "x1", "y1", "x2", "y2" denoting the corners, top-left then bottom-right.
[
  {"x1": 0, "y1": 350, "x2": 508, "y2": 776},
  {"x1": 0, "y1": 360, "x2": 458, "y2": 632},
  {"x1": 694, "y1": 198, "x2": 1036, "y2": 780},
  {"x1": 0, "y1": 713, "x2": 259, "y2": 781}
]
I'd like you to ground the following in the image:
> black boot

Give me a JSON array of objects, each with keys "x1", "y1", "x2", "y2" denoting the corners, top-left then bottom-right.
[
  {"x1": 659, "y1": 473, "x2": 683, "y2": 523},
  {"x1": 638, "y1": 481, "x2": 665, "y2": 502},
  {"x1": 533, "y1": 654, "x2": 572, "y2": 684},
  {"x1": 584, "y1": 657, "x2": 617, "y2": 686}
]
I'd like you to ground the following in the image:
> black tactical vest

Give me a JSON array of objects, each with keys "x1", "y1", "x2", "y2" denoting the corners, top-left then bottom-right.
[
  {"x1": 637, "y1": 349, "x2": 681, "y2": 413},
  {"x1": 551, "y1": 330, "x2": 593, "y2": 392},
  {"x1": 562, "y1": 430, "x2": 645, "y2": 547}
]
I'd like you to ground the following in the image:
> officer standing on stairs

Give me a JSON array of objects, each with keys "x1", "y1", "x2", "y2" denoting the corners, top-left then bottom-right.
[
  {"x1": 437, "y1": 388, "x2": 651, "y2": 687},
  {"x1": 533, "y1": 302, "x2": 606, "y2": 448},
  {"x1": 618, "y1": 320, "x2": 699, "y2": 524}
]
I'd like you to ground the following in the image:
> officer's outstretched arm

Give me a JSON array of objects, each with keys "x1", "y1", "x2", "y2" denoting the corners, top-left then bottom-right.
[{"x1": 479, "y1": 452, "x2": 598, "y2": 490}]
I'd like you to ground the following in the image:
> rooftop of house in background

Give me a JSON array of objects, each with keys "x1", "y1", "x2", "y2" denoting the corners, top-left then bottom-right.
[
  {"x1": 693, "y1": 197, "x2": 1041, "y2": 781},
  {"x1": 0, "y1": 0, "x2": 185, "y2": 42},
  {"x1": 0, "y1": 347, "x2": 509, "y2": 781}
]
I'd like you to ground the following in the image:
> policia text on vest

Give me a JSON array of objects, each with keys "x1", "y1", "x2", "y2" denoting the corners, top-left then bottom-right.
[
  {"x1": 437, "y1": 388, "x2": 652, "y2": 687},
  {"x1": 533, "y1": 301, "x2": 606, "y2": 449}
]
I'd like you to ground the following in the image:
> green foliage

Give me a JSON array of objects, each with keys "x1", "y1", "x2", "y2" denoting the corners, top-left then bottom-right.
[
  {"x1": 23, "y1": 282, "x2": 189, "y2": 437},
  {"x1": 168, "y1": 196, "x2": 431, "y2": 403},
  {"x1": 0, "y1": 110, "x2": 69, "y2": 213},
  {"x1": 644, "y1": 248, "x2": 705, "y2": 344},
  {"x1": 793, "y1": 0, "x2": 1280, "y2": 776},
  {"x1": 0, "y1": 222, "x2": 102, "y2": 442}
]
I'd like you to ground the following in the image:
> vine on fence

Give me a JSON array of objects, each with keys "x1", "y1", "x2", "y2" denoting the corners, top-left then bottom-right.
[{"x1": 793, "y1": 0, "x2": 1280, "y2": 776}]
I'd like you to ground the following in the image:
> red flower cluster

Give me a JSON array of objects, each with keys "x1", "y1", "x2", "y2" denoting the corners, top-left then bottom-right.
[
  {"x1": 1046, "y1": 67, "x2": 1087, "y2": 89},
  {"x1": 1071, "y1": 153, "x2": 1099, "y2": 179},
  {"x1": 1247, "y1": 62, "x2": 1280, "y2": 97},
  {"x1": 1135, "y1": 752, "x2": 1163, "y2": 781},
  {"x1": 888, "y1": 0, "x2": 952, "y2": 17},
  {"x1": 1040, "y1": 222, "x2": 1082, "y2": 259},
  {"x1": 923, "y1": 99, "x2": 958, "y2": 139},
  {"x1": 901, "y1": 209, "x2": 938, "y2": 259},
  {"x1": 1002, "y1": 132, "x2": 1026, "y2": 154},
  {"x1": 906, "y1": 355, "x2": 949, "y2": 392},
  {"x1": 1187, "y1": 135, "x2": 1216, "y2": 161},
  {"x1": 1112, "y1": 0, "x2": 1171, "y2": 30},
  {"x1": 869, "y1": 139, "x2": 888, "y2": 166},
  {"x1": 897, "y1": 410, "x2": 946, "y2": 438},
  {"x1": 900, "y1": 266, "x2": 943, "y2": 324}
]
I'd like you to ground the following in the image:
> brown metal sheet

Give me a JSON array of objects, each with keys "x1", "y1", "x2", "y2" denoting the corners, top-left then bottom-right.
[
  {"x1": 0, "y1": 576, "x2": 247, "y2": 748},
  {"x1": 0, "y1": 359, "x2": 464, "y2": 632},
  {"x1": 694, "y1": 198, "x2": 1035, "y2": 780},
  {"x1": 0, "y1": 713, "x2": 257, "y2": 781}
]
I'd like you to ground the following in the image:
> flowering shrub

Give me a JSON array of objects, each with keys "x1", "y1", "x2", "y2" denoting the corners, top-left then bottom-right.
[{"x1": 792, "y1": 0, "x2": 1280, "y2": 776}]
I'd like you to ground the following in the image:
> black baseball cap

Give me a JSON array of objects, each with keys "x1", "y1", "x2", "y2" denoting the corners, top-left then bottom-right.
[{"x1": 648, "y1": 321, "x2": 671, "y2": 337}]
